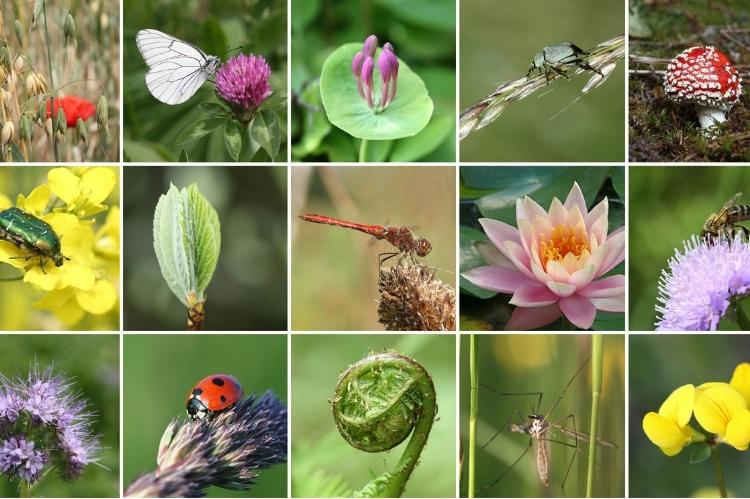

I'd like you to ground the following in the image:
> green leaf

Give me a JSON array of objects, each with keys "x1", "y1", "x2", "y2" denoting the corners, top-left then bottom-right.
[
  {"x1": 612, "y1": 167, "x2": 625, "y2": 200},
  {"x1": 373, "y1": 0, "x2": 455, "y2": 32},
  {"x1": 200, "y1": 102, "x2": 230, "y2": 118},
  {"x1": 459, "y1": 225, "x2": 497, "y2": 299},
  {"x1": 251, "y1": 110, "x2": 281, "y2": 160},
  {"x1": 224, "y1": 121, "x2": 242, "y2": 161},
  {"x1": 152, "y1": 183, "x2": 221, "y2": 306},
  {"x1": 320, "y1": 43, "x2": 433, "y2": 140},
  {"x1": 362, "y1": 139, "x2": 392, "y2": 162},
  {"x1": 389, "y1": 114, "x2": 453, "y2": 162},
  {"x1": 689, "y1": 445, "x2": 711, "y2": 464},
  {"x1": 175, "y1": 117, "x2": 226, "y2": 146},
  {"x1": 178, "y1": 149, "x2": 188, "y2": 162}
]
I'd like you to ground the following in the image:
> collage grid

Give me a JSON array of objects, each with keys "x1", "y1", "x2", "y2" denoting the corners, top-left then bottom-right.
[{"x1": 0, "y1": 0, "x2": 748, "y2": 497}]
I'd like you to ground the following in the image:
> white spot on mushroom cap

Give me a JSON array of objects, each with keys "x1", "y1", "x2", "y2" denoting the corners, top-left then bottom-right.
[{"x1": 663, "y1": 45, "x2": 742, "y2": 110}]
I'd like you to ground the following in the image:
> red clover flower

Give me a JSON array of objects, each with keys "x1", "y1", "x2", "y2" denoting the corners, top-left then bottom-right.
[
  {"x1": 352, "y1": 35, "x2": 400, "y2": 112},
  {"x1": 0, "y1": 364, "x2": 100, "y2": 485},
  {"x1": 215, "y1": 54, "x2": 273, "y2": 122}
]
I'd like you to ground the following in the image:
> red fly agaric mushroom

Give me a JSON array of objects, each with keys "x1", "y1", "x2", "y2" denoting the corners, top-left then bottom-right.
[{"x1": 663, "y1": 46, "x2": 742, "y2": 131}]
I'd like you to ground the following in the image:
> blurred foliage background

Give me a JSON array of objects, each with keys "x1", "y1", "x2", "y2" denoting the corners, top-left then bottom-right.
[
  {"x1": 460, "y1": 334, "x2": 624, "y2": 498},
  {"x1": 460, "y1": 0, "x2": 624, "y2": 162},
  {"x1": 629, "y1": 165, "x2": 750, "y2": 330},
  {"x1": 123, "y1": 166, "x2": 286, "y2": 331},
  {"x1": 124, "y1": 334, "x2": 287, "y2": 497},
  {"x1": 291, "y1": 334, "x2": 455, "y2": 498},
  {"x1": 0, "y1": 334, "x2": 119, "y2": 497},
  {"x1": 291, "y1": 0, "x2": 456, "y2": 162},
  {"x1": 123, "y1": 0, "x2": 287, "y2": 162},
  {"x1": 0, "y1": 166, "x2": 119, "y2": 331},
  {"x1": 629, "y1": 0, "x2": 750, "y2": 161},
  {"x1": 460, "y1": 165, "x2": 625, "y2": 331},
  {"x1": 291, "y1": 165, "x2": 455, "y2": 330},
  {"x1": 0, "y1": 0, "x2": 119, "y2": 161},
  {"x1": 630, "y1": 335, "x2": 750, "y2": 497}
]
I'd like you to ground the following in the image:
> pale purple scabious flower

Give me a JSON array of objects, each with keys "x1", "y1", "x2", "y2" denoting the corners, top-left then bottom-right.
[
  {"x1": 215, "y1": 53, "x2": 273, "y2": 119},
  {"x1": 352, "y1": 35, "x2": 400, "y2": 111},
  {"x1": 656, "y1": 235, "x2": 750, "y2": 331},
  {"x1": 0, "y1": 364, "x2": 100, "y2": 484},
  {"x1": 0, "y1": 437, "x2": 46, "y2": 483}
]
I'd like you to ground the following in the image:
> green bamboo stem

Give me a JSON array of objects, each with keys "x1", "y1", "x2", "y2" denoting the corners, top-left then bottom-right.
[
  {"x1": 585, "y1": 335, "x2": 603, "y2": 498},
  {"x1": 711, "y1": 445, "x2": 728, "y2": 498},
  {"x1": 468, "y1": 334, "x2": 478, "y2": 498}
]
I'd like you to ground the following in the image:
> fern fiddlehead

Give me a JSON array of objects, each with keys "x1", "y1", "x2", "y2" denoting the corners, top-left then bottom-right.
[{"x1": 331, "y1": 351, "x2": 437, "y2": 498}]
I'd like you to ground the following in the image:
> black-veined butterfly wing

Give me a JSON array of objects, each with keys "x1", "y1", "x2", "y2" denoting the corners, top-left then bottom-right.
[{"x1": 135, "y1": 29, "x2": 220, "y2": 105}]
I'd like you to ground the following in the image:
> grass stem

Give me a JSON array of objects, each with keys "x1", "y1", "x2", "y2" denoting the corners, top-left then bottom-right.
[
  {"x1": 359, "y1": 138, "x2": 369, "y2": 162},
  {"x1": 41, "y1": 0, "x2": 60, "y2": 162},
  {"x1": 468, "y1": 334, "x2": 478, "y2": 498},
  {"x1": 585, "y1": 334, "x2": 603, "y2": 498}
]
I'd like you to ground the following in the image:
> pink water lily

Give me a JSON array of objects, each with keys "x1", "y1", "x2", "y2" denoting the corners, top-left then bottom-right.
[{"x1": 463, "y1": 182, "x2": 625, "y2": 330}]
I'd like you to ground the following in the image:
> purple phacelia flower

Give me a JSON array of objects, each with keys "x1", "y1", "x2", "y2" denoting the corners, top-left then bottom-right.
[
  {"x1": 352, "y1": 35, "x2": 400, "y2": 111},
  {"x1": 215, "y1": 53, "x2": 273, "y2": 120},
  {"x1": 656, "y1": 235, "x2": 750, "y2": 331},
  {"x1": 0, "y1": 389, "x2": 22, "y2": 423},
  {"x1": 0, "y1": 437, "x2": 46, "y2": 483}
]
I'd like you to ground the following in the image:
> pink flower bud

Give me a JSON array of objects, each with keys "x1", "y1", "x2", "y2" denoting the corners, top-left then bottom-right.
[
  {"x1": 352, "y1": 51, "x2": 365, "y2": 99},
  {"x1": 378, "y1": 50, "x2": 394, "y2": 108},
  {"x1": 361, "y1": 56, "x2": 374, "y2": 109},
  {"x1": 363, "y1": 35, "x2": 378, "y2": 57}
]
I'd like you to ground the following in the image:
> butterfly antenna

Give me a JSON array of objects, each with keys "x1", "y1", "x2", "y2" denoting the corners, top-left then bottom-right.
[{"x1": 222, "y1": 45, "x2": 245, "y2": 56}]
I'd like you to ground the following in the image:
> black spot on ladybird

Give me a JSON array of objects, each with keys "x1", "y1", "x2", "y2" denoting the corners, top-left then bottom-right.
[
  {"x1": 220, "y1": 395, "x2": 226, "y2": 403},
  {"x1": 212, "y1": 377, "x2": 225, "y2": 386}
]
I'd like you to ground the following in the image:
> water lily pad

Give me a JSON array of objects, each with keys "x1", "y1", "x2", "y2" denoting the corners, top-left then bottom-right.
[{"x1": 320, "y1": 43, "x2": 433, "y2": 140}]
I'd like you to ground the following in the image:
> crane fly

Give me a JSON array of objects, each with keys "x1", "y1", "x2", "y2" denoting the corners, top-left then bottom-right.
[
  {"x1": 478, "y1": 359, "x2": 618, "y2": 496},
  {"x1": 298, "y1": 213, "x2": 432, "y2": 265}
]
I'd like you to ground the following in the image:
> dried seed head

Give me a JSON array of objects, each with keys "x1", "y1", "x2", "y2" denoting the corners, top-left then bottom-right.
[
  {"x1": 96, "y1": 94, "x2": 108, "y2": 130},
  {"x1": 0, "y1": 48, "x2": 9, "y2": 72},
  {"x1": 64, "y1": 14, "x2": 77, "y2": 48},
  {"x1": 76, "y1": 117, "x2": 88, "y2": 146},
  {"x1": 0, "y1": 67, "x2": 6, "y2": 86},
  {"x1": 13, "y1": 56, "x2": 24, "y2": 73},
  {"x1": 378, "y1": 262, "x2": 456, "y2": 331},
  {"x1": 36, "y1": 73, "x2": 48, "y2": 93},
  {"x1": 56, "y1": 107, "x2": 66, "y2": 134},
  {"x1": 19, "y1": 113, "x2": 33, "y2": 141},
  {"x1": 1, "y1": 120, "x2": 15, "y2": 146},
  {"x1": 44, "y1": 117, "x2": 53, "y2": 135},
  {"x1": 37, "y1": 100, "x2": 48, "y2": 123}
]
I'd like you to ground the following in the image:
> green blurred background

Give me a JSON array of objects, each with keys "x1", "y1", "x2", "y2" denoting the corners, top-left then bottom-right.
[
  {"x1": 630, "y1": 335, "x2": 750, "y2": 497},
  {"x1": 0, "y1": 334, "x2": 119, "y2": 497},
  {"x1": 291, "y1": 0, "x2": 456, "y2": 162},
  {"x1": 460, "y1": 165, "x2": 625, "y2": 331},
  {"x1": 460, "y1": 334, "x2": 624, "y2": 498},
  {"x1": 0, "y1": 167, "x2": 120, "y2": 331},
  {"x1": 123, "y1": 0, "x2": 287, "y2": 162},
  {"x1": 123, "y1": 334, "x2": 287, "y2": 497},
  {"x1": 291, "y1": 165, "x2": 456, "y2": 330},
  {"x1": 460, "y1": 0, "x2": 625, "y2": 162},
  {"x1": 629, "y1": 165, "x2": 750, "y2": 330},
  {"x1": 291, "y1": 334, "x2": 456, "y2": 498},
  {"x1": 123, "y1": 166, "x2": 286, "y2": 331}
]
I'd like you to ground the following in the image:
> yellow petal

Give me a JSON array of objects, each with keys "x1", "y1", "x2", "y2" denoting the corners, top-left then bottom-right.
[
  {"x1": 730, "y1": 363, "x2": 750, "y2": 406},
  {"x1": 24, "y1": 265, "x2": 61, "y2": 291},
  {"x1": 0, "y1": 241, "x2": 32, "y2": 268},
  {"x1": 694, "y1": 384, "x2": 747, "y2": 435},
  {"x1": 58, "y1": 262, "x2": 95, "y2": 291},
  {"x1": 47, "y1": 168, "x2": 81, "y2": 205},
  {"x1": 0, "y1": 194, "x2": 12, "y2": 210},
  {"x1": 80, "y1": 167, "x2": 116, "y2": 205},
  {"x1": 643, "y1": 412, "x2": 692, "y2": 456},
  {"x1": 724, "y1": 409, "x2": 750, "y2": 451},
  {"x1": 75, "y1": 279, "x2": 116, "y2": 314},
  {"x1": 659, "y1": 384, "x2": 695, "y2": 427},
  {"x1": 23, "y1": 184, "x2": 51, "y2": 215}
]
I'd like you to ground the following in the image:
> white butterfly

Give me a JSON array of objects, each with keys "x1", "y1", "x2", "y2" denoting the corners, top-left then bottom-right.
[{"x1": 135, "y1": 29, "x2": 221, "y2": 105}]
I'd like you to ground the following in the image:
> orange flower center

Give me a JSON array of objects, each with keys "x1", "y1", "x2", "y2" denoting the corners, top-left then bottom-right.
[{"x1": 540, "y1": 224, "x2": 590, "y2": 268}]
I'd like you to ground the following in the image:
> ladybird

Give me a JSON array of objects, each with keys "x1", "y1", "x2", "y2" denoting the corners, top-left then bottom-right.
[{"x1": 186, "y1": 374, "x2": 243, "y2": 420}]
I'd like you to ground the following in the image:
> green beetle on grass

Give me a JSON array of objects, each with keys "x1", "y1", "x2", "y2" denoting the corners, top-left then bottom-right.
[
  {"x1": 0, "y1": 207, "x2": 68, "y2": 272},
  {"x1": 527, "y1": 42, "x2": 603, "y2": 82}
]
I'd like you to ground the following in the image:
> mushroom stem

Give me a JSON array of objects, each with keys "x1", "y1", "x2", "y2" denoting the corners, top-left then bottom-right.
[{"x1": 697, "y1": 105, "x2": 728, "y2": 131}]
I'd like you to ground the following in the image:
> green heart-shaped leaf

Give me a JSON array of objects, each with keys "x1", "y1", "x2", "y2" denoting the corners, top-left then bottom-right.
[{"x1": 320, "y1": 43, "x2": 433, "y2": 140}]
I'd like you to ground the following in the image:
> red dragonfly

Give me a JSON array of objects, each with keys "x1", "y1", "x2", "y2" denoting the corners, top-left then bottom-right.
[{"x1": 299, "y1": 213, "x2": 432, "y2": 264}]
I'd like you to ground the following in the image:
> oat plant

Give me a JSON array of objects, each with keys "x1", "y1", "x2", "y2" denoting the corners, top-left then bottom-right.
[{"x1": 460, "y1": 35, "x2": 625, "y2": 140}]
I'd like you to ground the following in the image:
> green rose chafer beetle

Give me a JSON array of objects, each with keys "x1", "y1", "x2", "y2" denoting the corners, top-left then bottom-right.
[{"x1": 0, "y1": 207, "x2": 67, "y2": 272}]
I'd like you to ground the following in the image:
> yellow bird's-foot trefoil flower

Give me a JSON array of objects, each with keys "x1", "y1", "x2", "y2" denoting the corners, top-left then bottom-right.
[
  {"x1": 643, "y1": 384, "x2": 704, "y2": 456},
  {"x1": 695, "y1": 382, "x2": 750, "y2": 451}
]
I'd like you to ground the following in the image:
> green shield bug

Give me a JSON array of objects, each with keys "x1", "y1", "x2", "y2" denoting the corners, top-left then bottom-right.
[
  {"x1": 0, "y1": 207, "x2": 67, "y2": 272},
  {"x1": 527, "y1": 42, "x2": 602, "y2": 82}
]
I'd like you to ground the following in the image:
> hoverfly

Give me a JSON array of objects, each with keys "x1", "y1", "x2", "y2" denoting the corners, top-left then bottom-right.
[{"x1": 701, "y1": 193, "x2": 750, "y2": 241}]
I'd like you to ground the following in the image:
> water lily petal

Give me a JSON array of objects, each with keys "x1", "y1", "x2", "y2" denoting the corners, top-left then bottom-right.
[
  {"x1": 563, "y1": 181, "x2": 587, "y2": 217},
  {"x1": 478, "y1": 218, "x2": 521, "y2": 253},
  {"x1": 642, "y1": 412, "x2": 692, "y2": 456},
  {"x1": 463, "y1": 266, "x2": 534, "y2": 294},
  {"x1": 517, "y1": 218, "x2": 535, "y2": 257},
  {"x1": 694, "y1": 384, "x2": 746, "y2": 435},
  {"x1": 658, "y1": 384, "x2": 695, "y2": 427},
  {"x1": 579, "y1": 275, "x2": 625, "y2": 298},
  {"x1": 559, "y1": 294, "x2": 596, "y2": 329},
  {"x1": 724, "y1": 409, "x2": 750, "y2": 450},
  {"x1": 584, "y1": 197, "x2": 608, "y2": 232},
  {"x1": 504, "y1": 240, "x2": 535, "y2": 278},
  {"x1": 730, "y1": 363, "x2": 750, "y2": 405},
  {"x1": 598, "y1": 229, "x2": 625, "y2": 275},
  {"x1": 509, "y1": 284, "x2": 559, "y2": 307},
  {"x1": 516, "y1": 196, "x2": 547, "y2": 224},
  {"x1": 546, "y1": 280, "x2": 577, "y2": 297},
  {"x1": 474, "y1": 240, "x2": 515, "y2": 268},
  {"x1": 589, "y1": 295, "x2": 625, "y2": 312},
  {"x1": 506, "y1": 303, "x2": 561, "y2": 330},
  {"x1": 588, "y1": 213, "x2": 609, "y2": 248},
  {"x1": 564, "y1": 204, "x2": 586, "y2": 229},
  {"x1": 545, "y1": 260, "x2": 571, "y2": 282},
  {"x1": 569, "y1": 264, "x2": 597, "y2": 289},
  {"x1": 548, "y1": 197, "x2": 567, "y2": 227}
]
